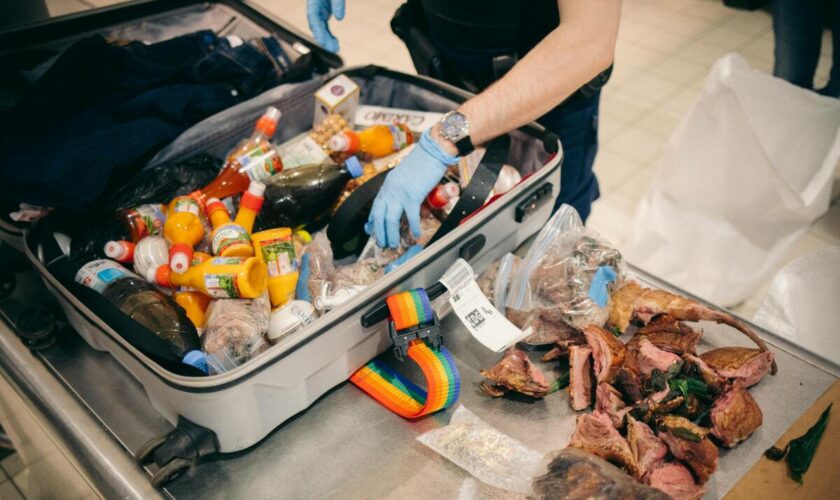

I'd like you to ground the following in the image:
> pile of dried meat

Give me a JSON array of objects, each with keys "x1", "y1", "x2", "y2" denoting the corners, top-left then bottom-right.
[{"x1": 480, "y1": 280, "x2": 776, "y2": 499}]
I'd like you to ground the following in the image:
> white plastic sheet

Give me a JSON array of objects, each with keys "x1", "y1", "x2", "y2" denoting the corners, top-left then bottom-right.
[
  {"x1": 753, "y1": 249, "x2": 840, "y2": 365},
  {"x1": 626, "y1": 54, "x2": 840, "y2": 306}
]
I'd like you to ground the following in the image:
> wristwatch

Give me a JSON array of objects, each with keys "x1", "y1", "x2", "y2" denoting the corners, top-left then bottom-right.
[{"x1": 439, "y1": 111, "x2": 475, "y2": 156}]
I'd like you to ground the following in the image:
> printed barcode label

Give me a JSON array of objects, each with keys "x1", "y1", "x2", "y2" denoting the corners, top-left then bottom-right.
[
  {"x1": 439, "y1": 259, "x2": 475, "y2": 293},
  {"x1": 439, "y1": 259, "x2": 526, "y2": 352}
]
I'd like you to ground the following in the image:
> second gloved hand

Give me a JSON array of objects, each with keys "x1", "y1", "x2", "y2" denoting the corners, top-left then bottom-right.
[
  {"x1": 307, "y1": 0, "x2": 345, "y2": 53},
  {"x1": 365, "y1": 130, "x2": 457, "y2": 248}
]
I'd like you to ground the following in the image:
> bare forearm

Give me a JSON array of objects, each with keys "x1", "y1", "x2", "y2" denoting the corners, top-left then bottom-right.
[{"x1": 459, "y1": 0, "x2": 621, "y2": 146}]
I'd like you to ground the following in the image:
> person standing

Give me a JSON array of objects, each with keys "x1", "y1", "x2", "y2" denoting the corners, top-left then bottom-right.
[
  {"x1": 308, "y1": 0, "x2": 621, "y2": 248},
  {"x1": 772, "y1": 0, "x2": 839, "y2": 97}
]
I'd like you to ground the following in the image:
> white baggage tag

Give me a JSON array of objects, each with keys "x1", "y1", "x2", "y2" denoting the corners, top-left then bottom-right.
[{"x1": 439, "y1": 259, "x2": 528, "y2": 352}]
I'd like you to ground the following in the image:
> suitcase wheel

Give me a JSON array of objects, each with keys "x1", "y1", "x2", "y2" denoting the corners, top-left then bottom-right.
[
  {"x1": 136, "y1": 433, "x2": 169, "y2": 466},
  {"x1": 151, "y1": 458, "x2": 193, "y2": 489}
]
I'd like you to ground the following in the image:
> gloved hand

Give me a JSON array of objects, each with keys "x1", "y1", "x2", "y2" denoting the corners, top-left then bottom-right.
[
  {"x1": 384, "y1": 244, "x2": 423, "y2": 274},
  {"x1": 365, "y1": 130, "x2": 457, "y2": 248},
  {"x1": 306, "y1": 0, "x2": 345, "y2": 53}
]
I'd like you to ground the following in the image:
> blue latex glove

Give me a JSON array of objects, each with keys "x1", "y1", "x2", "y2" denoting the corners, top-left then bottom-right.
[
  {"x1": 365, "y1": 130, "x2": 457, "y2": 248},
  {"x1": 295, "y1": 253, "x2": 312, "y2": 302},
  {"x1": 384, "y1": 244, "x2": 423, "y2": 274},
  {"x1": 307, "y1": 0, "x2": 345, "y2": 53}
]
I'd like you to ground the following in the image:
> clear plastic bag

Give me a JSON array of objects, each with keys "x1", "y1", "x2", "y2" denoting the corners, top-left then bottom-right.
[
  {"x1": 300, "y1": 232, "x2": 337, "y2": 303},
  {"x1": 506, "y1": 205, "x2": 622, "y2": 330},
  {"x1": 417, "y1": 406, "x2": 543, "y2": 494},
  {"x1": 202, "y1": 294, "x2": 270, "y2": 374},
  {"x1": 477, "y1": 253, "x2": 521, "y2": 311}
]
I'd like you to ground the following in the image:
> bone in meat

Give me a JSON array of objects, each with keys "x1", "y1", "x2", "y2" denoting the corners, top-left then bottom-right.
[
  {"x1": 568, "y1": 411, "x2": 637, "y2": 475},
  {"x1": 582, "y1": 325, "x2": 627, "y2": 384},
  {"x1": 480, "y1": 347, "x2": 551, "y2": 398},
  {"x1": 700, "y1": 347, "x2": 774, "y2": 387},
  {"x1": 569, "y1": 345, "x2": 595, "y2": 411},
  {"x1": 710, "y1": 382, "x2": 763, "y2": 448}
]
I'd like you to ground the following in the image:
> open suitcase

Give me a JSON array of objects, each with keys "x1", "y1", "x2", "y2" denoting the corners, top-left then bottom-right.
[{"x1": 4, "y1": 0, "x2": 561, "y2": 470}]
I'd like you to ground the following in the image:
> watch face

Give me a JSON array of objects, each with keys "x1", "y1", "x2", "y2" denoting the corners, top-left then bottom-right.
[{"x1": 441, "y1": 112, "x2": 468, "y2": 141}]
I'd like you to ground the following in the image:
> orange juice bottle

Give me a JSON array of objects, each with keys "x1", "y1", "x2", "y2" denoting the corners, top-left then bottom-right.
[
  {"x1": 233, "y1": 181, "x2": 265, "y2": 233},
  {"x1": 174, "y1": 291, "x2": 212, "y2": 332},
  {"x1": 200, "y1": 107, "x2": 283, "y2": 200},
  {"x1": 252, "y1": 228, "x2": 299, "y2": 307},
  {"x1": 164, "y1": 195, "x2": 206, "y2": 273},
  {"x1": 327, "y1": 124, "x2": 413, "y2": 159},
  {"x1": 206, "y1": 199, "x2": 253, "y2": 258},
  {"x1": 155, "y1": 256, "x2": 267, "y2": 299}
]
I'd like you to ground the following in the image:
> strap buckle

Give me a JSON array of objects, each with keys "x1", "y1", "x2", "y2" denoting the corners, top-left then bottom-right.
[{"x1": 388, "y1": 313, "x2": 442, "y2": 361}]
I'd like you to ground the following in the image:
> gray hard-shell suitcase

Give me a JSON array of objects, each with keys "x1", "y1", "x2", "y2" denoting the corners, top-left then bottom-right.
[{"x1": 10, "y1": 0, "x2": 562, "y2": 474}]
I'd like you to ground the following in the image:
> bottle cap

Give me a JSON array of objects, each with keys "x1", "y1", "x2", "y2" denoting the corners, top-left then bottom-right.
[
  {"x1": 256, "y1": 106, "x2": 281, "y2": 137},
  {"x1": 240, "y1": 181, "x2": 266, "y2": 212},
  {"x1": 442, "y1": 182, "x2": 460, "y2": 199},
  {"x1": 104, "y1": 240, "x2": 134, "y2": 262},
  {"x1": 205, "y1": 198, "x2": 228, "y2": 217},
  {"x1": 182, "y1": 350, "x2": 208, "y2": 374},
  {"x1": 246, "y1": 180, "x2": 266, "y2": 197},
  {"x1": 169, "y1": 245, "x2": 192, "y2": 274},
  {"x1": 152, "y1": 264, "x2": 172, "y2": 287},
  {"x1": 293, "y1": 229, "x2": 312, "y2": 244},
  {"x1": 327, "y1": 131, "x2": 358, "y2": 153},
  {"x1": 345, "y1": 156, "x2": 364, "y2": 178}
]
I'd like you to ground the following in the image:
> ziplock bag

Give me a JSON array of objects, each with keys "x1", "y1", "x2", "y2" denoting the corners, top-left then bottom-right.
[
  {"x1": 505, "y1": 204, "x2": 622, "y2": 330},
  {"x1": 417, "y1": 405, "x2": 543, "y2": 494}
]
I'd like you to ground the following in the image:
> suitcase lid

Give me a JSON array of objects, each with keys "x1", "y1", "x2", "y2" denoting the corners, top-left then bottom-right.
[{"x1": 0, "y1": 0, "x2": 343, "y2": 71}]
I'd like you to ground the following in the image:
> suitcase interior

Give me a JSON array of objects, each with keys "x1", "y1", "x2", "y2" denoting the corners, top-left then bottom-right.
[{"x1": 14, "y1": 2, "x2": 561, "y2": 387}]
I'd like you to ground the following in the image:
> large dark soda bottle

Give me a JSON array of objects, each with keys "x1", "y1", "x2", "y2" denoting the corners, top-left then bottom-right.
[
  {"x1": 75, "y1": 260, "x2": 200, "y2": 357},
  {"x1": 261, "y1": 156, "x2": 363, "y2": 229}
]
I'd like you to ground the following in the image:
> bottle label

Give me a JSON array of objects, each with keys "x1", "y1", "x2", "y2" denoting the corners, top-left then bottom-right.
[
  {"x1": 125, "y1": 204, "x2": 165, "y2": 239},
  {"x1": 204, "y1": 273, "x2": 241, "y2": 298},
  {"x1": 388, "y1": 125, "x2": 410, "y2": 152},
  {"x1": 173, "y1": 197, "x2": 201, "y2": 216},
  {"x1": 75, "y1": 260, "x2": 135, "y2": 294},
  {"x1": 237, "y1": 145, "x2": 282, "y2": 181},
  {"x1": 212, "y1": 225, "x2": 252, "y2": 255},
  {"x1": 257, "y1": 237, "x2": 297, "y2": 277},
  {"x1": 211, "y1": 257, "x2": 246, "y2": 266},
  {"x1": 285, "y1": 302, "x2": 314, "y2": 326}
]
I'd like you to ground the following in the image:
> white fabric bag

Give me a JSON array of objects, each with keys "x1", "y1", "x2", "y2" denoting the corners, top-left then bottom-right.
[
  {"x1": 626, "y1": 54, "x2": 840, "y2": 306},
  {"x1": 753, "y1": 249, "x2": 840, "y2": 365}
]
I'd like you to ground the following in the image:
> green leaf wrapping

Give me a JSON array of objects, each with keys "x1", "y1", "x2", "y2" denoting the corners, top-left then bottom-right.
[{"x1": 786, "y1": 403, "x2": 832, "y2": 483}]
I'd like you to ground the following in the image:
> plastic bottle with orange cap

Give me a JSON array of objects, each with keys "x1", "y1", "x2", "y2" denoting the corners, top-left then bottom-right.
[
  {"x1": 198, "y1": 107, "x2": 284, "y2": 201},
  {"x1": 327, "y1": 124, "x2": 413, "y2": 159}
]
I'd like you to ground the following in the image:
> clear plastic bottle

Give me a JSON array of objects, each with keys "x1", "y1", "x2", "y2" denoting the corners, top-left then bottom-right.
[
  {"x1": 199, "y1": 107, "x2": 283, "y2": 201},
  {"x1": 261, "y1": 157, "x2": 364, "y2": 229},
  {"x1": 75, "y1": 260, "x2": 200, "y2": 357},
  {"x1": 113, "y1": 204, "x2": 167, "y2": 242},
  {"x1": 328, "y1": 124, "x2": 413, "y2": 159}
]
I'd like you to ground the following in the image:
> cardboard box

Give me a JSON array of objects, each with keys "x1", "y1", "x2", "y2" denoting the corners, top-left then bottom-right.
[
  {"x1": 355, "y1": 105, "x2": 444, "y2": 134},
  {"x1": 314, "y1": 74, "x2": 360, "y2": 126}
]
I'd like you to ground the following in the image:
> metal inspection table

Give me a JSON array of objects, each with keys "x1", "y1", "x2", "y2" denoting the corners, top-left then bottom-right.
[{"x1": 0, "y1": 264, "x2": 838, "y2": 500}]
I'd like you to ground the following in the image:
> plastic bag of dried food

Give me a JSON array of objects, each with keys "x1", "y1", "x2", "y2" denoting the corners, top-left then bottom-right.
[
  {"x1": 417, "y1": 406, "x2": 543, "y2": 494},
  {"x1": 477, "y1": 253, "x2": 521, "y2": 311},
  {"x1": 506, "y1": 204, "x2": 622, "y2": 330},
  {"x1": 202, "y1": 294, "x2": 271, "y2": 374},
  {"x1": 298, "y1": 232, "x2": 336, "y2": 303}
]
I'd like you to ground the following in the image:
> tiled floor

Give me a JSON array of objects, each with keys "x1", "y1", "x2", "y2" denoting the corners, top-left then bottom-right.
[{"x1": 4, "y1": 0, "x2": 839, "y2": 496}]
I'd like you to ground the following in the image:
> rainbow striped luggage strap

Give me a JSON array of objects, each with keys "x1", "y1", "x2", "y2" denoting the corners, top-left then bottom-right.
[{"x1": 349, "y1": 288, "x2": 461, "y2": 419}]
